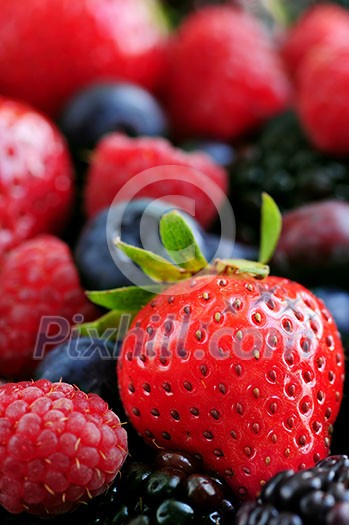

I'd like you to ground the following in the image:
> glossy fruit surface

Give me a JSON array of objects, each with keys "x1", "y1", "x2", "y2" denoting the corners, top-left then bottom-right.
[
  {"x1": 0, "y1": 98, "x2": 73, "y2": 260},
  {"x1": 0, "y1": 0, "x2": 168, "y2": 116},
  {"x1": 118, "y1": 273, "x2": 344, "y2": 500}
]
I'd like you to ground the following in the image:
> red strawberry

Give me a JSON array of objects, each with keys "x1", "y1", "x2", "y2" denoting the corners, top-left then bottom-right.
[
  {"x1": 297, "y1": 41, "x2": 349, "y2": 155},
  {"x1": 164, "y1": 5, "x2": 290, "y2": 140},
  {"x1": 84, "y1": 133, "x2": 228, "y2": 228},
  {"x1": 86, "y1": 200, "x2": 344, "y2": 502},
  {"x1": 117, "y1": 274, "x2": 344, "y2": 500},
  {"x1": 0, "y1": 0, "x2": 168, "y2": 117},
  {"x1": 0, "y1": 235, "x2": 97, "y2": 378},
  {"x1": 0, "y1": 98, "x2": 73, "y2": 260},
  {"x1": 0, "y1": 379, "x2": 127, "y2": 515},
  {"x1": 281, "y1": 3, "x2": 349, "y2": 80}
]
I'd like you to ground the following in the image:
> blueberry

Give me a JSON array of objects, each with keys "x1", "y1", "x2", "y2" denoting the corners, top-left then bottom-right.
[
  {"x1": 74, "y1": 198, "x2": 223, "y2": 291},
  {"x1": 58, "y1": 82, "x2": 168, "y2": 152},
  {"x1": 311, "y1": 287, "x2": 349, "y2": 341},
  {"x1": 34, "y1": 337, "x2": 120, "y2": 404},
  {"x1": 181, "y1": 140, "x2": 235, "y2": 168}
]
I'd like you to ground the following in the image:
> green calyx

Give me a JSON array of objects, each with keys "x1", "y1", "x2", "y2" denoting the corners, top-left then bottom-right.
[{"x1": 76, "y1": 193, "x2": 282, "y2": 337}]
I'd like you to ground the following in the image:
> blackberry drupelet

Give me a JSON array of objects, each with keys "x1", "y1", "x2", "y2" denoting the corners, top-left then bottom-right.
[
  {"x1": 236, "y1": 455, "x2": 349, "y2": 525},
  {"x1": 230, "y1": 111, "x2": 349, "y2": 243}
]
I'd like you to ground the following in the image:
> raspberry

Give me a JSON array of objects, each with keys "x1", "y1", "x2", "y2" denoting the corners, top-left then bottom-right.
[
  {"x1": 0, "y1": 97, "x2": 73, "y2": 261},
  {"x1": 0, "y1": 0, "x2": 168, "y2": 117},
  {"x1": 164, "y1": 5, "x2": 290, "y2": 140},
  {"x1": 0, "y1": 379, "x2": 127, "y2": 516},
  {"x1": 297, "y1": 42, "x2": 349, "y2": 155},
  {"x1": 84, "y1": 134, "x2": 228, "y2": 228},
  {"x1": 0, "y1": 235, "x2": 97, "y2": 378},
  {"x1": 281, "y1": 3, "x2": 349, "y2": 80}
]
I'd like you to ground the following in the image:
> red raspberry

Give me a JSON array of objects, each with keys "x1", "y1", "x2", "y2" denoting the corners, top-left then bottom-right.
[
  {"x1": 0, "y1": 0, "x2": 168, "y2": 117},
  {"x1": 164, "y1": 5, "x2": 290, "y2": 140},
  {"x1": 0, "y1": 98, "x2": 73, "y2": 261},
  {"x1": 0, "y1": 235, "x2": 97, "y2": 378},
  {"x1": 84, "y1": 133, "x2": 228, "y2": 228},
  {"x1": 297, "y1": 42, "x2": 349, "y2": 155},
  {"x1": 0, "y1": 379, "x2": 128, "y2": 515},
  {"x1": 281, "y1": 3, "x2": 349, "y2": 80}
]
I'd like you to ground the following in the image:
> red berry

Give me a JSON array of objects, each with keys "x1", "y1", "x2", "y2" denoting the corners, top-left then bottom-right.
[
  {"x1": 164, "y1": 6, "x2": 290, "y2": 140},
  {"x1": 118, "y1": 274, "x2": 344, "y2": 500},
  {"x1": 297, "y1": 42, "x2": 349, "y2": 155},
  {"x1": 0, "y1": 379, "x2": 128, "y2": 515},
  {"x1": 281, "y1": 3, "x2": 349, "y2": 80},
  {"x1": 0, "y1": 235, "x2": 97, "y2": 378},
  {"x1": 0, "y1": 98, "x2": 73, "y2": 260},
  {"x1": 0, "y1": 0, "x2": 168, "y2": 116},
  {"x1": 84, "y1": 134, "x2": 228, "y2": 228}
]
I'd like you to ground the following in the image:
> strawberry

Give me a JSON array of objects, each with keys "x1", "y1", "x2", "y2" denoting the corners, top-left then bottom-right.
[
  {"x1": 0, "y1": 0, "x2": 168, "y2": 117},
  {"x1": 84, "y1": 133, "x2": 228, "y2": 228},
  {"x1": 281, "y1": 3, "x2": 349, "y2": 80},
  {"x1": 0, "y1": 97, "x2": 73, "y2": 260},
  {"x1": 297, "y1": 41, "x2": 349, "y2": 155},
  {"x1": 84, "y1": 195, "x2": 345, "y2": 502},
  {"x1": 0, "y1": 379, "x2": 127, "y2": 515},
  {"x1": 164, "y1": 5, "x2": 290, "y2": 140},
  {"x1": 0, "y1": 235, "x2": 97, "y2": 378}
]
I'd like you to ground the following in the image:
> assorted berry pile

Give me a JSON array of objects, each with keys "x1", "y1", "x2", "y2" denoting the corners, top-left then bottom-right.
[{"x1": 1, "y1": 1, "x2": 349, "y2": 524}]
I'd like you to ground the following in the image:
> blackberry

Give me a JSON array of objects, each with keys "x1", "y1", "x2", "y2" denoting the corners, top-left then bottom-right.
[
  {"x1": 230, "y1": 111, "x2": 349, "y2": 243},
  {"x1": 235, "y1": 455, "x2": 349, "y2": 525},
  {"x1": 74, "y1": 449, "x2": 236, "y2": 525}
]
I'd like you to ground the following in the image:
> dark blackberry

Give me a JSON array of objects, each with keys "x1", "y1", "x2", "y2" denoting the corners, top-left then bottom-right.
[
  {"x1": 71, "y1": 449, "x2": 236, "y2": 525},
  {"x1": 235, "y1": 455, "x2": 349, "y2": 525},
  {"x1": 230, "y1": 111, "x2": 349, "y2": 243}
]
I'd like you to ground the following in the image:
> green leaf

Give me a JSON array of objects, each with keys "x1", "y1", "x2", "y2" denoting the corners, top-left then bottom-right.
[
  {"x1": 74, "y1": 310, "x2": 134, "y2": 340},
  {"x1": 159, "y1": 211, "x2": 208, "y2": 272},
  {"x1": 115, "y1": 238, "x2": 191, "y2": 282},
  {"x1": 259, "y1": 193, "x2": 282, "y2": 265},
  {"x1": 87, "y1": 285, "x2": 165, "y2": 311}
]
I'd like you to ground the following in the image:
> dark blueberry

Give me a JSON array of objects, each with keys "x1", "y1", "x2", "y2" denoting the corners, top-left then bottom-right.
[
  {"x1": 155, "y1": 451, "x2": 201, "y2": 475},
  {"x1": 184, "y1": 474, "x2": 224, "y2": 510},
  {"x1": 34, "y1": 337, "x2": 120, "y2": 406},
  {"x1": 311, "y1": 288, "x2": 349, "y2": 341},
  {"x1": 75, "y1": 198, "x2": 215, "y2": 290},
  {"x1": 156, "y1": 499, "x2": 194, "y2": 525},
  {"x1": 145, "y1": 468, "x2": 184, "y2": 500},
  {"x1": 181, "y1": 140, "x2": 235, "y2": 168},
  {"x1": 59, "y1": 82, "x2": 168, "y2": 152}
]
